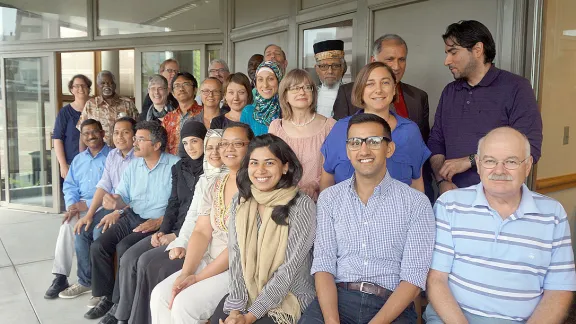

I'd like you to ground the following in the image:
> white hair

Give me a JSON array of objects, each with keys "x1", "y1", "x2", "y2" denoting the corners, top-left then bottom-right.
[
  {"x1": 209, "y1": 59, "x2": 229, "y2": 72},
  {"x1": 477, "y1": 127, "x2": 531, "y2": 159},
  {"x1": 147, "y1": 74, "x2": 168, "y2": 89}
]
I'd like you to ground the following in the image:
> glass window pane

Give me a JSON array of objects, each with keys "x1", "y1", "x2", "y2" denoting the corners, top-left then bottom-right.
[
  {"x1": 0, "y1": 70, "x2": 4, "y2": 201},
  {"x1": 303, "y1": 21, "x2": 353, "y2": 84},
  {"x1": 119, "y1": 50, "x2": 135, "y2": 98},
  {"x1": 5, "y1": 57, "x2": 54, "y2": 207},
  {"x1": 97, "y1": 0, "x2": 220, "y2": 36},
  {"x1": 140, "y1": 50, "x2": 201, "y2": 100},
  {"x1": 0, "y1": 1, "x2": 88, "y2": 41},
  {"x1": 61, "y1": 52, "x2": 95, "y2": 96}
]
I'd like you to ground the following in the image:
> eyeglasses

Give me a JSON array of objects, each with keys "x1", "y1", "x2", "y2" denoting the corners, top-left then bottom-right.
[
  {"x1": 173, "y1": 82, "x2": 194, "y2": 90},
  {"x1": 217, "y1": 141, "x2": 250, "y2": 149},
  {"x1": 132, "y1": 136, "x2": 153, "y2": 143},
  {"x1": 317, "y1": 63, "x2": 343, "y2": 71},
  {"x1": 209, "y1": 68, "x2": 229, "y2": 74},
  {"x1": 163, "y1": 68, "x2": 179, "y2": 74},
  {"x1": 81, "y1": 130, "x2": 101, "y2": 137},
  {"x1": 149, "y1": 86, "x2": 167, "y2": 92},
  {"x1": 288, "y1": 85, "x2": 314, "y2": 93},
  {"x1": 480, "y1": 157, "x2": 529, "y2": 170},
  {"x1": 200, "y1": 89, "x2": 222, "y2": 96},
  {"x1": 72, "y1": 84, "x2": 89, "y2": 89},
  {"x1": 346, "y1": 136, "x2": 391, "y2": 150}
]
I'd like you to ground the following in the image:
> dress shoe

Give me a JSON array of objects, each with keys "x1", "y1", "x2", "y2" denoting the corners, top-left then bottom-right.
[
  {"x1": 97, "y1": 313, "x2": 118, "y2": 324},
  {"x1": 84, "y1": 296, "x2": 114, "y2": 319},
  {"x1": 44, "y1": 274, "x2": 69, "y2": 299}
]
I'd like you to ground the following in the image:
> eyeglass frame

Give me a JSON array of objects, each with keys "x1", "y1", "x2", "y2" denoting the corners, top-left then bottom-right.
[
  {"x1": 478, "y1": 156, "x2": 530, "y2": 170},
  {"x1": 132, "y1": 136, "x2": 154, "y2": 143},
  {"x1": 217, "y1": 141, "x2": 250, "y2": 149},
  {"x1": 209, "y1": 68, "x2": 229, "y2": 74},
  {"x1": 346, "y1": 136, "x2": 392, "y2": 150},
  {"x1": 316, "y1": 63, "x2": 344, "y2": 71},
  {"x1": 172, "y1": 82, "x2": 194, "y2": 90},
  {"x1": 200, "y1": 89, "x2": 223, "y2": 96},
  {"x1": 288, "y1": 85, "x2": 314, "y2": 94}
]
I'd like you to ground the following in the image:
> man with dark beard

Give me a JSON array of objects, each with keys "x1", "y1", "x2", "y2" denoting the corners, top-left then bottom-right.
[
  {"x1": 427, "y1": 20, "x2": 542, "y2": 195},
  {"x1": 77, "y1": 70, "x2": 139, "y2": 147}
]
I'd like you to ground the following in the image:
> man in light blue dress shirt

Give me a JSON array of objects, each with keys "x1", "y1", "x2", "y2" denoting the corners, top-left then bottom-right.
[
  {"x1": 56, "y1": 117, "x2": 137, "y2": 302},
  {"x1": 425, "y1": 127, "x2": 576, "y2": 324},
  {"x1": 301, "y1": 113, "x2": 435, "y2": 324},
  {"x1": 84, "y1": 121, "x2": 179, "y2": 320},
  {"x1": 45, "y1": 119, "x2": 110, "y2": 299}
]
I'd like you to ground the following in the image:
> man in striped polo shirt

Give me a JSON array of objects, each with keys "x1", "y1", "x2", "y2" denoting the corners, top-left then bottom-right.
[{"x1": 425, "y1": 127, "x2": 576, "y2": 324}]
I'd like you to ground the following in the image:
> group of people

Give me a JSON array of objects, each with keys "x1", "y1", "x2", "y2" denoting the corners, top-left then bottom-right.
[{"x1": 47, "y1": 19, "x2": 575, "y2": 324}]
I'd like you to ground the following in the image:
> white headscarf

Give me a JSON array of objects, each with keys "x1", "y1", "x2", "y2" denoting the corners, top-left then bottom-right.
[{"x1": 204, "y1": 129, "x2": 228, "y2": 177}]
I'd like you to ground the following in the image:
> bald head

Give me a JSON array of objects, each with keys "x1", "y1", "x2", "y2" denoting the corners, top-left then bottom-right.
[{"x1": 477, "y1": 127, "x2": 530, "y2": 159}]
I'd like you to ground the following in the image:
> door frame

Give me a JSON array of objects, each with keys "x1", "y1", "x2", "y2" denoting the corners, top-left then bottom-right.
[
  {"x1": 0, "y1": 52, "x2": 61, "y2": 213},
  {"x1": 134, "y1": 44, "x2": 206, "y2": 111}
]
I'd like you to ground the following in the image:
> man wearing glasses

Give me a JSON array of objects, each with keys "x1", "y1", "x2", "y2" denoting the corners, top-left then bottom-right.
[
  {"x1": 45, "y1": 119, "x2": 111, "y2": 299},
  {"x1": 301, "y1": 113, "x2": 435, "y2": 324},
  {"x1": 141, "y1": 59, "x2": 180, "y2": 119},
  {"x1": 196, "y1": 59, "x2": 230, "y2": 107},
  {"x1": 425, "y1": 127, "x2": 576, "y2": 324},
  {"x1": 313, "y1": 39, "x2": 348, "y2": 118},
  {"x1": 84, "y1": 121, "x2": 179, "y2": 320}
]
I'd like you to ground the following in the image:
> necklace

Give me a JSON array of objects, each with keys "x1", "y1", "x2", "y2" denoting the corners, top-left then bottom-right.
[{"x1": 290, "y1": 113, "x2": 316, "y2": 127}]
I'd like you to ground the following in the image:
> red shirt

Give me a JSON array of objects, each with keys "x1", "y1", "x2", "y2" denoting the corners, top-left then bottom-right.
[{"x1": 394, "y1": 83, "x2": 409, "y2": 118}]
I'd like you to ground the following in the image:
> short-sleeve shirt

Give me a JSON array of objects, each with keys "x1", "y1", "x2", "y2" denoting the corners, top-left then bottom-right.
[
  {"x1": 76, "y1": 95, "x2": 139, "y2": 146},
  {"x1": 430, "y1": 184, "x2": 576, "y2": 321},
  {"x1": 321, "y1": 110, "x2": 431, "y2": 186},
  {"x1": 53, "y1": 104, "x2": 82, "y2": 165}
]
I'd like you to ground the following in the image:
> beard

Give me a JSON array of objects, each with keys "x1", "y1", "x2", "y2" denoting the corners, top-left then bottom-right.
[
  {"x1": 453, "y1": 59, "x2": 478, "y2": 81},
  {"x1": 321, "y1": 79, "x2": 341, "y2": 89}
]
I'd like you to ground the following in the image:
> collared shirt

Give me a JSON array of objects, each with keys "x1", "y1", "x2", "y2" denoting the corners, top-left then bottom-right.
[
  {"x1": 52, "y1": 104, "x2": 81, "y2": 165},
  {"x1": 317, "y1": 84, "x2": 340, "y2": 118},
  {"x1": 115, "y1": 152, "x2": 180, "y2": 219},
  {"x1": 162, "y1": 103, "x2": 203, "y2": 155},
  {"x1": 322, "y1": 110, "x2": 431, "y2": 186},
  {"x1": 427, "y1": 66, "x2": 543, "y2": 188},
  {"x1": 96, "y1": 148, "x2": 135, "y2": 194},
  {"x1": 312, "y1": 171, "x2": 435, "y2": 291},
  {"x1": 431, "y1": 184, "x2": 576, "y2": 321},
  {"x1": 63, "y1": 145, "x2": 111, "y2": 209},
  {"x1": 76, "y1": 95, "x2": 139, "y2": 146}
]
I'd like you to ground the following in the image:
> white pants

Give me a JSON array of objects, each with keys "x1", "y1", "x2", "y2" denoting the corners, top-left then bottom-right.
[
  {"x1": 150, "y1": 260, "x2": 229, "y2": 324},
  {"x1": 51, "y1": 213, "x2": 83, "y2": 276}
]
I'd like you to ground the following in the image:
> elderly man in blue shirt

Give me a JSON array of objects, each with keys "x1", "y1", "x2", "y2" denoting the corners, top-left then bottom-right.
[
  {"x1": 45, "y1": 119, "x2": 110, "y2": 299},
  {"x1": 300, "y1": 113, "x2": 435, "y2": 324},
  {"x1": 53, "y1": 117, "x2": 137, "y2": 303},
  {"x1": 84, "y1": 121, "x2": 179, "y2": 320},
  {"x1": 425, "y1": 127, "x2": 576, "y2": 324}
]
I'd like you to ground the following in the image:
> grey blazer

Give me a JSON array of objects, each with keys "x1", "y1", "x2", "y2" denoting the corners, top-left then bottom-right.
[{"x1": 332, "y1": 82, "x2": 430, "y2": 142}]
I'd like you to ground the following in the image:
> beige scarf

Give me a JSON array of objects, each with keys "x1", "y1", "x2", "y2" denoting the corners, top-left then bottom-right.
[{"x1": 236, "y1": 185, "x2": 300, "y2": 324}]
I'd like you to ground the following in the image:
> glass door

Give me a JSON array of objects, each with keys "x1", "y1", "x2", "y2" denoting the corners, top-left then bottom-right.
[
  {"x1": 134, "y1": 45, "x2": 203, "y2": 110},
  {"x1": 0, "y1": 53, "x2": 60, "y2": 213}
]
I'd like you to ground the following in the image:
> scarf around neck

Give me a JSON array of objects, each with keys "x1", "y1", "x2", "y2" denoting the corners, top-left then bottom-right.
[
  {"x1": 147, "y1": 103, "x2": 175, "y2": 121},
  {"x1": 236, "y1": 185, "x2": 300, "y2": 324},
  {"x1": 253, "y1": 61, "x2": 283, "y2": 126}
]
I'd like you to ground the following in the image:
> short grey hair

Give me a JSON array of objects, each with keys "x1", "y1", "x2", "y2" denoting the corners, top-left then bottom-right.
[
  {"x1": 148, "y1": 74, "x2": 168, "y2": 89},
  {"x1": 209, "y1": 59, "x2": 230, "y2": 72},
  {"x1": 96, "y1": 70, "x2": 116, "y2": 85},
  {"x1": 477, "y1": 127, "x2": 531, "y2": 159},
  {"x1": 372, "y1": 34, "x2": 408, "y2": 58}
]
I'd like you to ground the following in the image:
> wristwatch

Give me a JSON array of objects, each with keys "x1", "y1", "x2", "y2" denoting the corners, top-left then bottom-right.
[
  {"x1": 118, "y1": 208, "x2": 125, "y2": 216},
  {"x1": 469, "y1": 154, "x2": 477, "y2": 168}
]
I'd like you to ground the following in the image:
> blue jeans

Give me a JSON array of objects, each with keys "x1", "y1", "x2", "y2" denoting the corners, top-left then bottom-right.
[
  {"x1": 74, "y1": 208, "x2": 112, "y2": 287},
  {"x1": 424, "y1": 304, "x2": 525, "y2": 324},
  {"x1": 299, "y1": 286, "x2": 417, "y2": 324}
]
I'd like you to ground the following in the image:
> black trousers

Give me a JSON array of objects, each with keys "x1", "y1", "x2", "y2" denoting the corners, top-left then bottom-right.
[
  {"x1": 210, "y1": 295, "x2": 277, "y2": 324},
  {"x1": 128, "y1": 246, "x2": 185, "y2": 324},
  {"x1": 90, "y1": 209, "x2": 151, "y2": 298}
]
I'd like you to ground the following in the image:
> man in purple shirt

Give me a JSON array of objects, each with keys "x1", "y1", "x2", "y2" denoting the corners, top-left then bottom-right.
[{"x1": 428, "y1": 20, "x2": 542, "y2": 195}]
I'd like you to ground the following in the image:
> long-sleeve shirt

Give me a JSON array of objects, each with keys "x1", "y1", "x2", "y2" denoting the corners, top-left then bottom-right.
[
  {"x1": 224, "y1": 193, "x2": 317, "y2": 318},
  {"x1": 427, "y1": 66, "x2": 543, "y2": 188},
  {"x1": 95, "y1": 148, "x2": 135, "y2": 194},
  {"x1": 311, "y1": 171, "x2": 435, "y2": 291},
  {"x1": 63, "y1": 145, "x2": 111, "y2": 209},
  {"x1": 166, "y1": 175, "x2": 211, "y2": 251},
  {"x1": 115, "y1": 152, "x2": 180, "y2": 219}
]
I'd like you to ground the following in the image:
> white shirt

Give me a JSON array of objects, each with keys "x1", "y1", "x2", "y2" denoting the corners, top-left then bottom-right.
[{"x1": 317, "y1": 83, "x2": 340, "y2": 118}]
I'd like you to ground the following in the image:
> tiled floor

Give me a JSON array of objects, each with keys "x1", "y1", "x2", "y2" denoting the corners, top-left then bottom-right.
[{"x1": 0, "y1": 207, "x2": 94, "y2": 324}]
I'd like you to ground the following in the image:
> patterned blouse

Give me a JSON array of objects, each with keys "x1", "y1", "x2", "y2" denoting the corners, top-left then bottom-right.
[
  {"x1": 161, "y1": 102, "x2": 203, "y2": 155},
  {"x1": 197, "y1": 172, "x2": 233, "y2": 262},
  {"x1": 76, "y1": 95, "x2": 139, "y2": 146}
]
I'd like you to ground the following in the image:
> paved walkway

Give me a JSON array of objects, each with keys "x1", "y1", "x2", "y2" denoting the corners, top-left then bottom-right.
[{"x1": 0, "y1": 207, "x2": 94, "y2": 324}]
